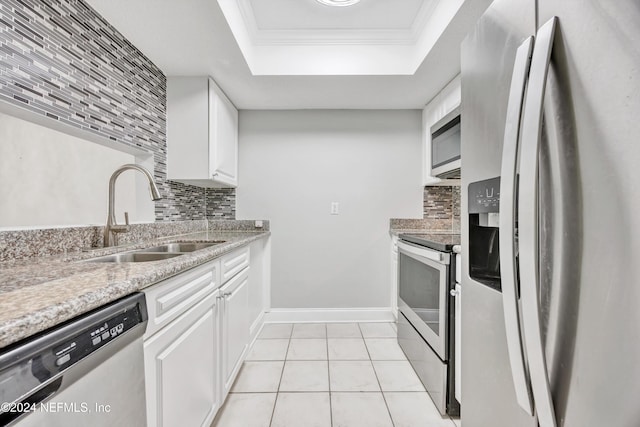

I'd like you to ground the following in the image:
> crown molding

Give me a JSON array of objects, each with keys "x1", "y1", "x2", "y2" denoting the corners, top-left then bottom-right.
[
  {"x1": 251, "y1": 29, "x2": 416, "y2": 46},
  {"x1": 410, "y1": 0, "x2": 439, "y2": 40},
  {"x1": 237, "y1": 0, "x2": 426, "y2": 46}
]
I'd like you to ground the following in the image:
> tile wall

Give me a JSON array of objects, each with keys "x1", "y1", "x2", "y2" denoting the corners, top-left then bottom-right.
[
  {"x1": 0, "y1": 0, "x2": 235, "y2": 221},
  {"x1": 206, "y1": 188, "x2": 236, "y2": 219},
  {"x1": 423, "y1": 186, "x2": 460, "y2": 232}
]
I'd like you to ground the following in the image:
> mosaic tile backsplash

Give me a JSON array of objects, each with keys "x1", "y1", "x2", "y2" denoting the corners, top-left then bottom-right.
[
  {"x1": 423, "y1": 185, "x2": 460, "y2": 232},
  {"x1": 0, "y1": 0, "x2": 235, "y2": 221}
]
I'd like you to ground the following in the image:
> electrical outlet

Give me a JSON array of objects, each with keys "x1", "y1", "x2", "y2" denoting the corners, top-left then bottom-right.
[
  {"x1": 331, "y1": 202, "x2": 339, "y2": 215},
  {"x1": 254, "y1": 220, "x2": 263, "y2": 228}
]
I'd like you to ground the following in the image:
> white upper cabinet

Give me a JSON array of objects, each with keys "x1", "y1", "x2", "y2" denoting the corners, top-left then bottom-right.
[
  {"x1": 423, "y1": 75, "x2": 461, "y2": 186},
  {"x1": 167, "y1": 77, "x2": 238, "y2": 188}
]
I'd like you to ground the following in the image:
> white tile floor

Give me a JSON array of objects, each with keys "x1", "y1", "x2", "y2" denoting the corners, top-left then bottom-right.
[{"x1": 212, "y1": 322, "x2": 460, "y2": 427}]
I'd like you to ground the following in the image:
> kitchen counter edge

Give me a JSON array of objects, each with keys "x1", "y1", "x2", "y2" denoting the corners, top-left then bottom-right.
[{"x1": 0, "y1": 231, "x2": 270, "y2": 350}]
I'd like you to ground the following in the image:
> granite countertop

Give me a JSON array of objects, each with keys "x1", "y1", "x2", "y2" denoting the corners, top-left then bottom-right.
[
  {"x1": 0, "y1": 230, "x2": 269, "y2": 349},
  {"x1": 397, "y1": 233, "x2": 461, "y2": 252},
  {"x1": 389, "y1": 218, "x2": 461, "y2": 252},
  {"x1": 389, "y1": 218, "x2": 459, "y2": 237},
  {"x1": 389, "y1": 228, "x2": 458, "y2": 236}
]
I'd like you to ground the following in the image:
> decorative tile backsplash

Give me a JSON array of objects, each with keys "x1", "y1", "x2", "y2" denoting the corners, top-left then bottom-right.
[
  {"x1": 423, "y1": 185, "x2": 460, "y2": 232},
  {"x1": 0, "y1": 0, "x2": 235, "y2": 221},
  {"x1": 206, "y1": 189, "x2": 236, "y2": 219}
]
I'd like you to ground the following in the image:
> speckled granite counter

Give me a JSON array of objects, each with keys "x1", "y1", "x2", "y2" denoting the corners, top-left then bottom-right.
[
  {"x1": 389, "y1": 218, "x2": 459, "y2": 236},
  {"x1": 389, "y1": 217, "x2": 461, "y2": 254},
  {"x1": 0, "y1": 230, "x2": 269, "y2": 349},
  {"x1": 397, "y1": 233, "x2": 461, "y2": 252}
]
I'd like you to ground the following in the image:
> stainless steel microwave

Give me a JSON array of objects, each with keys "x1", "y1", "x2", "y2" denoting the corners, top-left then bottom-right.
[{"x1": 430, "y1": 109, "x2": 461, "y2": 178}]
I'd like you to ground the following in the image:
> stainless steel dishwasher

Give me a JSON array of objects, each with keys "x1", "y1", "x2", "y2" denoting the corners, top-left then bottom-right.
[{"x1": 0, "y1": 293, "x2": 148, "y2": 426}]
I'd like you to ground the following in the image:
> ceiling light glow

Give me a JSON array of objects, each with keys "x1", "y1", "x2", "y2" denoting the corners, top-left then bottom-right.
[{"x1": 316, "y1": 0, "x2": 361, "y2": 7}]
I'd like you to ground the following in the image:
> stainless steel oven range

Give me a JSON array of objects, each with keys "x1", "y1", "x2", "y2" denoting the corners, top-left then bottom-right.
[{"x1": 397, "y1": 233, "x2": 460, "y2": 416}]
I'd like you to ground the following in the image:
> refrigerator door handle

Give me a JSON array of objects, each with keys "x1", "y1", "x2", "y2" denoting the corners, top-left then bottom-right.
[
  {"x1": 518, "y1": 17, "x2": 559, "y2": 427},
  {"x1": 499, "y1": 35, "x2": 535, "y2": 417}
]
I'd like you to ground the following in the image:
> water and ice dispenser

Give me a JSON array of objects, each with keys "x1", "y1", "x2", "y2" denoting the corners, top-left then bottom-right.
[{"x1": 468, "y1": 177, "x2": 503, "y2": 291}]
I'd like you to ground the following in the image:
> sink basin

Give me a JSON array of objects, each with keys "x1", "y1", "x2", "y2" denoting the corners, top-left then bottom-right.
[
  {"x1": 137, "y1": 241, "x2": 225, "y2": 253},
  {"x1": 82, "y1": 240, "x2": 226, "y2": 263},
  {"x1": 86, "y1": 252, "x2": 184, "y2": 263}
]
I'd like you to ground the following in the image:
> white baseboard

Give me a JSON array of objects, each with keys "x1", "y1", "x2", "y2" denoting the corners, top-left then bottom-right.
[{"x1": 263, "y1": 308, "x2": 394, "y2": 323}]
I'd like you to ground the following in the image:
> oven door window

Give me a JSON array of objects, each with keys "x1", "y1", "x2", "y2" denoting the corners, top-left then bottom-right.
[{"x1": 398, "y1": 247, "x2": 448, "y2": 359}]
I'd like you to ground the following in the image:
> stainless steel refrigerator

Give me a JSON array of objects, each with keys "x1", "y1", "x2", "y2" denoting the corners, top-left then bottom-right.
[{"x1": 460, "y1": 0, "x2": 640, "y2": 426}]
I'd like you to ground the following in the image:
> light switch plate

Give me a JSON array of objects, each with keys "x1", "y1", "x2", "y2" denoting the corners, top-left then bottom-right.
[{"x1": 330, "y1": 202, "x2": 339, "y2": 215}]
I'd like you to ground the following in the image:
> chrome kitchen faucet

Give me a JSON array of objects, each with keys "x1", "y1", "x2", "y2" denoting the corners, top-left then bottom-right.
[{"x1": 104, "y1": 164, "x2": 161, "y2": 247}]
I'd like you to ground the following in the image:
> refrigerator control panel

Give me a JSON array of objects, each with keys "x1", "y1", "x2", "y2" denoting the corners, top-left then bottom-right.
[{"x1": 468, "y1": 177, "x2": 500, "y2": 213}]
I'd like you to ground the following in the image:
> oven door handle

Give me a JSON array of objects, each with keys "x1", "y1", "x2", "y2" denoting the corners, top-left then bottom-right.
[
  {"x1": 499, "y1": 35, "x2": 535, "y2": 416},
  {"x1": 397, "y1": 241, "x2": 450, "y2": 265}
]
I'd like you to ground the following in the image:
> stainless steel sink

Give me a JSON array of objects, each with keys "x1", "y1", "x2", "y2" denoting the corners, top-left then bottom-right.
[
  {"x1": 137, "y1": 241, "x2": 225, "y2": 253},
  {"x1": 82, "y1": 240, "x2": 226, "y2": 263},
  {"x1": 85, "y1": 252, "x2": 184, "y2": 263}
]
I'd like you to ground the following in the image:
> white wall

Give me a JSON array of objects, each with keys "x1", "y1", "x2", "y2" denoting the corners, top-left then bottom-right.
[
  {"x1": 0, "y1": 112, "x2": 154, "y2": 229},
  {"x1": 237, "y1": 110, "x2": 423, "y2": 309}
]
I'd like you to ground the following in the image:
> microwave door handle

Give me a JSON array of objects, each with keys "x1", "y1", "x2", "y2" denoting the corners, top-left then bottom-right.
[
  {"x1": 518, "y1": 17, "x2": 559, "y2": 427},
  {"x1": 499, "y1": 35, "x2": 535, "y2": 417}
]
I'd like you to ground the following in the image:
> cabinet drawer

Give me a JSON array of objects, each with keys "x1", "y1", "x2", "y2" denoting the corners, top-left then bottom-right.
[
  {"x1": 220, "y1": 246, "x2": 250, "y2": 283},
  {"x1": 144, "y1": 260, "x2": 221, "y2": 338}
]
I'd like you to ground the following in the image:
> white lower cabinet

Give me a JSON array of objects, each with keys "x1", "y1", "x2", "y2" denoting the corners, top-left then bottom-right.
[
  {"x1": 220, "y1": 267, "x2": 250, "y2": 399},
  {"x1": 143, "y1": 244, "x2": 261, "y2": 427},
  {"x1": 391, "y1": 235, "x2": 399, "y2": 320},
  {"x1": 144, "y1": 292, "x2": 220, "y2": 427},
  {"x1": 247, "y1": 238, "x2": 270, "y2": 341}
]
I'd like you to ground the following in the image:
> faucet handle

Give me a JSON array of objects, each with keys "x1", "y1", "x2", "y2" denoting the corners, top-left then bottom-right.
[{"x1": 111, "y1": 213, "x2": 130, "y2": 234}]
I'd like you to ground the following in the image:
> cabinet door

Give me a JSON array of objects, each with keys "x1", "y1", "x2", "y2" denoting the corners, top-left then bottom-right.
[
  {"x1": 167, "y1": 77, "x2": 210, "y2": 181},
  {"x1": 248, "y1": 238, "x2": 269, "y2": 340},
  {"x1": 391, "y1": 236, "x2": 398, "y2": 320},
  {"x1": 221, "y1": 267, "x2": 250, "y2": 398},
  {"x1": 144, "y1": 292, "x2": 220, "y2": 427},
  {"x1": 209, "y1": 78, "x2": 238, "y2": 187}
]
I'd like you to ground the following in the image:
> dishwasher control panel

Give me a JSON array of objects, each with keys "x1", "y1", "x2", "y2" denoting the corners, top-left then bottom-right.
[{"x1": 52, "y1": 308, "x2": 142, "y2": 370}]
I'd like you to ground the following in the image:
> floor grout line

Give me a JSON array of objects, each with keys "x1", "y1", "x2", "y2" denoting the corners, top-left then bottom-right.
[
  {"x1": 223, "y1": 322, "x2": 410, "y2": 427},
  {"x1": 362, "y1": 322, "x2": 397, "y2": 427},
  {"x1": 325, "y1": 324, "x2": 333, "y2": 427},
  {"x1": 267, "y1": 329, "x2": 292, "y2": 427}
]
